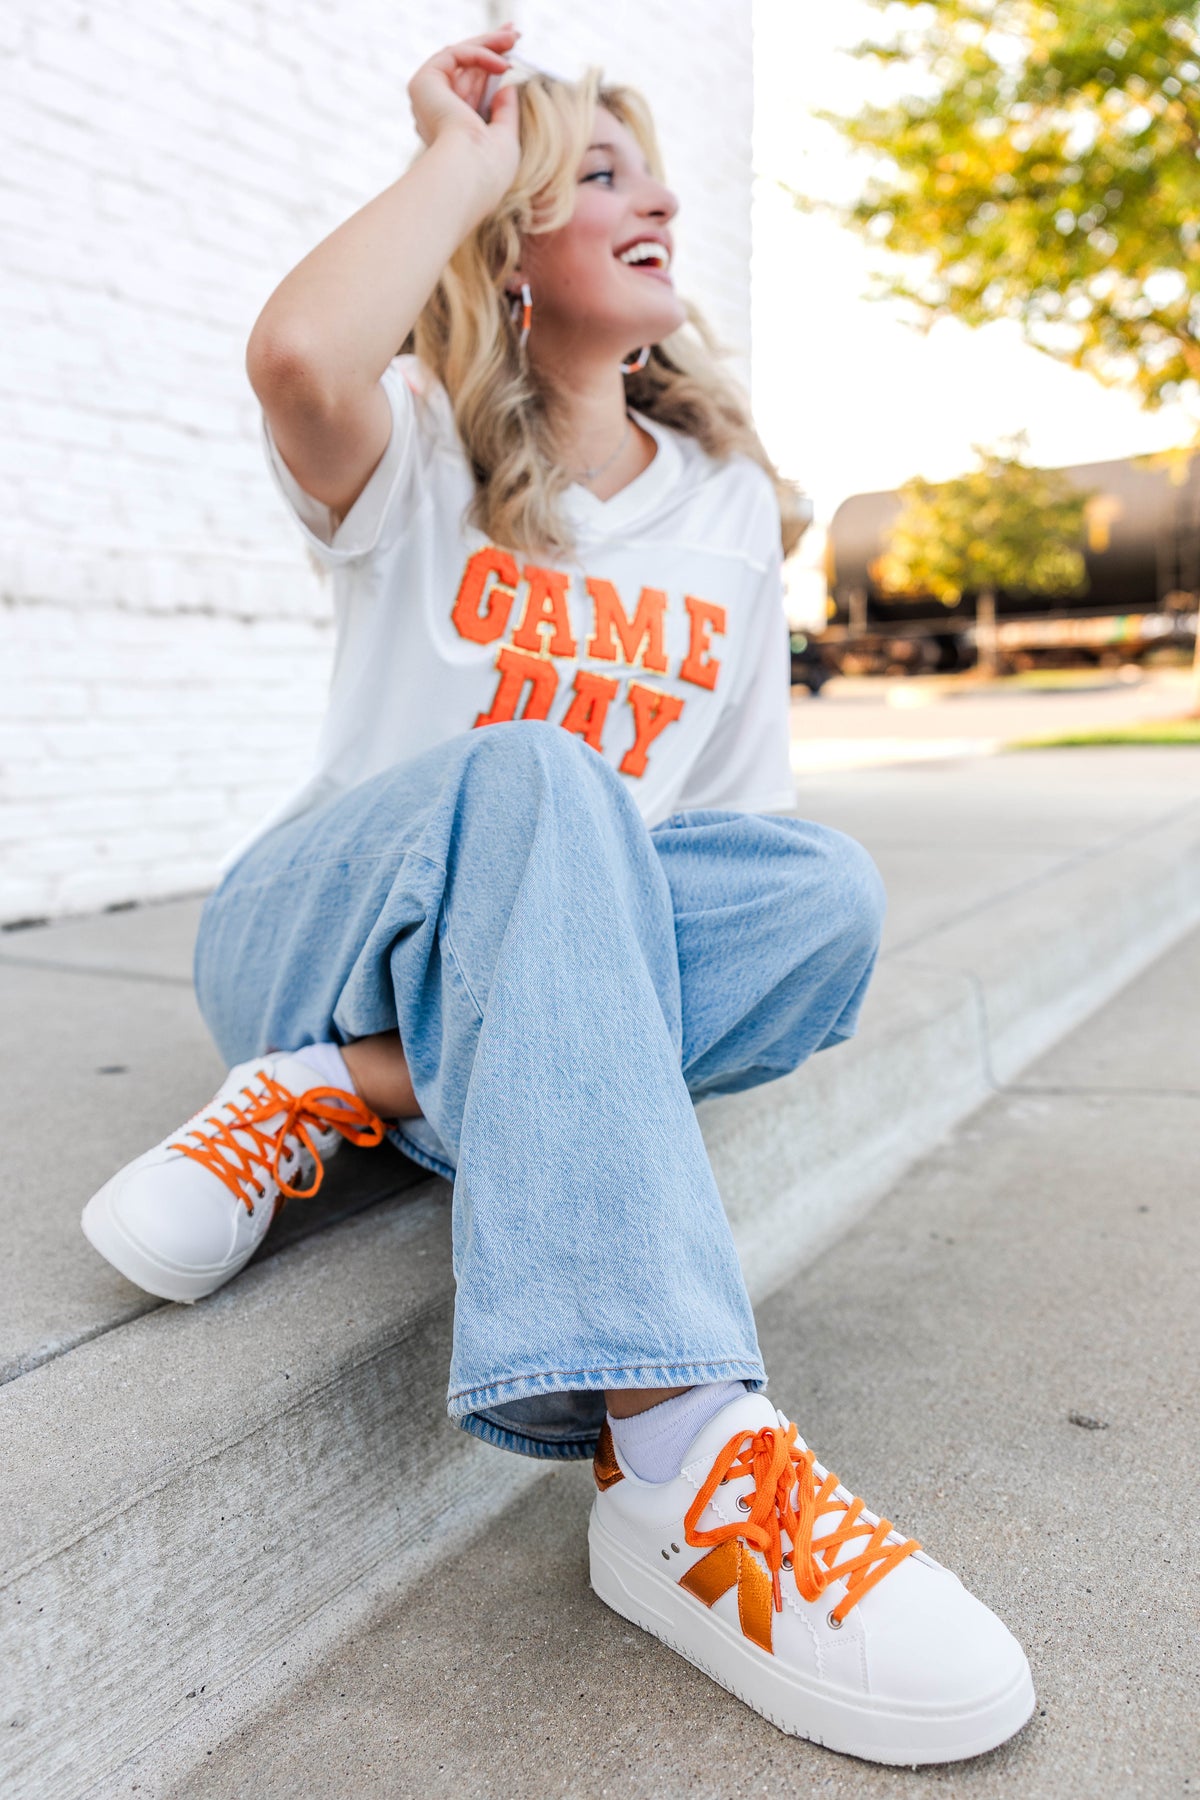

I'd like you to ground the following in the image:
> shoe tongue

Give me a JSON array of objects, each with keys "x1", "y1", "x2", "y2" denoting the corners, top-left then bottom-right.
[
  {"x1": 268, "y1": 1053, "x2": 351, "y2": 1104},
  {"x1": 273, "y1": 1051, "x2": 331, "y2": 1087},
  {"x1": 679, "y1": 1390, "x2": 783, "y2": 1476},
  {"x1": 214, "y1": 1056, "x2": 350, "y2": 1146}
]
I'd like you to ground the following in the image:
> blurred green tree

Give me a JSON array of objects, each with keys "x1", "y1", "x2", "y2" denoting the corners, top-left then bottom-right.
[
  {"x1": 786, "y1": 0, "x2": 1200, "y2": 422},
  {"x1": 876, "y1": 431, "x2": 1093, "y2": 673},
  {"x1": 788, "y1": 0, "x2": 1200, "y2": 702}
]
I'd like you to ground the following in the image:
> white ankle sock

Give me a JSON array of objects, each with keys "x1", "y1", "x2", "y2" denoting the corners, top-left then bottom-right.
[
  {"x1": 292, "y1": 1041, "x2": 357, "y2": 1095},
  {"x1": 607, "y1": 1379, "x2": 749, "y2": 1483}
]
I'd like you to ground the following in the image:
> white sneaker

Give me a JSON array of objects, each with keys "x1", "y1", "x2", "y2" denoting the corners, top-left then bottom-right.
[
  {"x1": 80, "y1": 1052, "x2": 386, "y2": 1304},
  {"x1": 589, "y1": 1389, "x2": 1035, "y2": 1766}
]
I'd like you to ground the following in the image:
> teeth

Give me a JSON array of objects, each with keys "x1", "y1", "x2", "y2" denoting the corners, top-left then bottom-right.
[{"x1": 618, "y1": 241, "x2": 668, "y2": 269}]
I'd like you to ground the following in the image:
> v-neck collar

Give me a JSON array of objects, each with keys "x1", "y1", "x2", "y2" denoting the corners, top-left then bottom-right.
[{"x1": 561, "y1": 407, "x2": 683, "y2": 537}]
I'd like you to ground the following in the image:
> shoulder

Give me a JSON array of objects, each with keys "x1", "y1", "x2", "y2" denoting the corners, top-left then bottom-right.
[
  {"x1": 666, "y1": 421, "x2": 776, "y2": 506},
  {"x1": 387, "y1": 350, "x2": 438, "y2": 395},
  {"x1": 668, "y1": 427, "x2": 781, "y2": 561},
  {"x1": 384, "y1": 352, "x2": 454, "y2": 432}
]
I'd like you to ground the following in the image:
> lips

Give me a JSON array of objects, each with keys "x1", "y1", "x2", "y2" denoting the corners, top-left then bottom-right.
[
  {"x1": 615, "y1": 250, "x2": 673, "y2": 284},
  {"x1": 614, "y1": 233, "x2": 673, "y2": 276},
  {"x1": 620, "y1": 261, "x2": 673, "y2": 283}
]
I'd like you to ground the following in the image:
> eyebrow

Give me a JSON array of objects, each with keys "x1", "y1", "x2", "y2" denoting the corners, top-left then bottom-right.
[{"x1": 585, "y1": 140, "x2": 653, "y2": 175}]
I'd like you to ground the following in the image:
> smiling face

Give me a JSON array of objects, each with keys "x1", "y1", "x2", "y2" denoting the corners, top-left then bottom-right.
[{"x1": 511, "y1": 103, "x2": 686, "y2": 365}]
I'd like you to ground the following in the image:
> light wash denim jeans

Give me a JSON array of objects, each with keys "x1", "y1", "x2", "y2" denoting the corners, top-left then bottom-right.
[{"x1": 193, "y1": 720, "x2": 887, "y2": 1461}]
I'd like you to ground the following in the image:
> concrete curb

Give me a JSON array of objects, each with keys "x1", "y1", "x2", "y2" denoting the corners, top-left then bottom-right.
[
  {"x1": 708, "y1": 796, "x2": 1200, "y2": 1299},
  {"x1": 3, "y1": 794, "x2": 1198, "y2": 1799}
]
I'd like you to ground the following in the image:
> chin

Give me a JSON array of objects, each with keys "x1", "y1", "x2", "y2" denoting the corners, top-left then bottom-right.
[{"x1": 624, "y1": 300, "x2": 688, "y2": 343}]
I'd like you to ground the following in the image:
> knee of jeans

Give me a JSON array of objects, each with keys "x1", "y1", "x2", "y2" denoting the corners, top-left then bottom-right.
[
  {"x1": 831, "y1": 830, "x2": 887, "y2": 946},
  {"x1": 791, "y1": 825, "x2": 886, "y2": 951},
  {"x1": 465, "y1": 718, "x2": 599, "y2": 783}
]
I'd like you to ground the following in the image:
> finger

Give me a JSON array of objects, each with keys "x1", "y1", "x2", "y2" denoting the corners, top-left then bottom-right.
[
  {"x1": 429, "y1": 45, "x2": 513, "y2": 74},
  {"x1": 454, "y1": 67, "x2": 492, "y2": 106},
  {"x1": 458, "y1": 48, "x2": 513, "y2": 68},
  {"x1": 487, "y1": 81, "x2": 521, "y2": 129},
  {"x1": 449, "y1": 55, "x2": 510, "y2": 104}
]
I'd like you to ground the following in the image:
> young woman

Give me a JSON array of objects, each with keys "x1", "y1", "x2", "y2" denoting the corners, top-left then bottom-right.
[{"x1": 80, "y1": 25, "x2": 1034, "y2": 1765}]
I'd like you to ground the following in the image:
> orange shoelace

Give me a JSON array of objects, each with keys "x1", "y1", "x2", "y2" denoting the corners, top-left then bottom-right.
[
  {"x1": 168, "y1": 1072, "x2": 386, "y2": 1214},
  {"x1": 684, "y1": 1420, "x2": 920, "y2": 1625}
]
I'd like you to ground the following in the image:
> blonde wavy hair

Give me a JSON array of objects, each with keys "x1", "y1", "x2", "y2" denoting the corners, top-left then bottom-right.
[{"x1": 399, "y1": 64, "x2": 810, "y2": 562}]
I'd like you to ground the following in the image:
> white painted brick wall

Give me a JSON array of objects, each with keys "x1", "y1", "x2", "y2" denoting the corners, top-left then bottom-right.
[{"x1": 1, "y1": 0, "x2": 755, "y2": 924}]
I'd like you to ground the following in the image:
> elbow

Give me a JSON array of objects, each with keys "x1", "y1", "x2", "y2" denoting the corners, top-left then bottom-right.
[{"x1": 245, "y1": 322, "x2": 329, "y2": 412}]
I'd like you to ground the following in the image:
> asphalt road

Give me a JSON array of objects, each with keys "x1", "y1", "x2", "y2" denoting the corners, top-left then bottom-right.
[{"x1": 789, "y1": 667, "x2": 1196, "y2": 772}]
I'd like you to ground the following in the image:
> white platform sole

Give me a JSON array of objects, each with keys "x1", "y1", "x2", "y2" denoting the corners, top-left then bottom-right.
[
  {"x1": 80, "y1": 1175, "x2": 247, "y2": 1304},
  {"x1": 588, "y1": 1507, "x2": 1035, "y2": 1766}
]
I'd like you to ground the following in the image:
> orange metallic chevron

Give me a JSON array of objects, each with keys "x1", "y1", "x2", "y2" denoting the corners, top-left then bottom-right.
[{"x1": 678, "y1": 1538, "x2": 774, "y2": 1654}]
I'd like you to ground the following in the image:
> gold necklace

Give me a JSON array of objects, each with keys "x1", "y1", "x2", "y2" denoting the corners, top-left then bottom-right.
[{"x1": 572, "y1": 412, "x2": 633, "y2": 482}]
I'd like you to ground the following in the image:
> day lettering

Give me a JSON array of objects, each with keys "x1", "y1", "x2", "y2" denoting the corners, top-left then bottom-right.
[{"x1": 453, "y1": 549, "x2": 726, "y2": 780}]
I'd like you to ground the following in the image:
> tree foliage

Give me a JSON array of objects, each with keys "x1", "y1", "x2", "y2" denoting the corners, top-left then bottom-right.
[
  {"x1": 876, "y1": 431, "x2": 1095, "y2": 602},
  {"x1": 786, "y1": 0, "x2": 1200, "y2": 426}
]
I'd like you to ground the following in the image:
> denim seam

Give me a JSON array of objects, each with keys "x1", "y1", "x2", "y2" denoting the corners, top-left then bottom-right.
[
  {"x1": 387, "y1": 1124, "x2": 456, "y2": 1182},
  {"x1": 458, "y1": 1417, "x2": 598, "y2": 1460},
  {"x1": 437, "y1": 912, "x2": 486, "y2": 1026},
  {"x1": 448, "y1": 1357, "x2": 767, "y2": 1406}
]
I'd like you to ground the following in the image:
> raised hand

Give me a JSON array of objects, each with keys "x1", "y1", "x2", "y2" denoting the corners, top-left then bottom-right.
[{"x1": 406, "y1": 24, "x2": 524, "y2": 209}]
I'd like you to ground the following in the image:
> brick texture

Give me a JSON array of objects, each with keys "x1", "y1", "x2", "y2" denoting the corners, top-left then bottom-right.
[{"x1": 1, "y1": 0, "x2": 755, "y2": 922}]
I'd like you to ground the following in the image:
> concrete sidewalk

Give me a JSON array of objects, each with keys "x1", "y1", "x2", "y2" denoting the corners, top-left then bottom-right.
[
  {"x1": 2, "y1": 744, "x2": 1198, "y2": 1798},
  {"x1": 151, "y1": 915, "x2": 1200, "y2": 1800},
  {"x1": 4, "y1": 745, "x2": 1197, "y2": 1384}
]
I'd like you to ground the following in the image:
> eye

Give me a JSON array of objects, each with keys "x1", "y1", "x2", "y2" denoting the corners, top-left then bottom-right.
[{"x1": 582, "y1": 168, "x2": 615, "y2": 185}]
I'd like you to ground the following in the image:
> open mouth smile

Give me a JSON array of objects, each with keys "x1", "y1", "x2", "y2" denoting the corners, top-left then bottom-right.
[{"x1": 615, "y1": 240, "x2": 673, "y2": 282}]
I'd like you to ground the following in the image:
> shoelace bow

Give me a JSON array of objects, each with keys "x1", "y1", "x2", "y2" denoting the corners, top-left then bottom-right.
[
  {"x1": 168, "y1": 1072, "x2": 386, "y2": 1212},
  {"x1": 683, "y1": 1421, "x2": 920, "y2": 1625}
]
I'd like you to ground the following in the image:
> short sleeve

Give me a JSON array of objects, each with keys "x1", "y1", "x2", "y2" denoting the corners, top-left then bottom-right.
[
  {"x1": 260, "y1": 356, "x2": 425, "y2": 567},
  {"x1": 674, "y1": 527, "x2": 798, "y2": 816}
]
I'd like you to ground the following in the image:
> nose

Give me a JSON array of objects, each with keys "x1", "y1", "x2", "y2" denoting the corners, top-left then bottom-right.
[
  {"x1": 635, "y1": 176, "x2": 679, "y2": 229},
  {"x1": 649, "y1": 179, "x2": 678, "y2": 221}
]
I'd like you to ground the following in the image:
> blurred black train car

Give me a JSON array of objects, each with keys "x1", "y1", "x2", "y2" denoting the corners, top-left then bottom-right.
[{"x1": 805, "y1": 451, "x2": 1200, "y2": 680}]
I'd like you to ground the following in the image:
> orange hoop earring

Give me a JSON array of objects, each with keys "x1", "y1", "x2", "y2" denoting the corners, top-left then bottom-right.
[
  {"x1": 620, "y1": 345, "x2": 651, "y2": 373},
  {"x1": 509, "y1": 280, "x2": 533, "y2": 352}
]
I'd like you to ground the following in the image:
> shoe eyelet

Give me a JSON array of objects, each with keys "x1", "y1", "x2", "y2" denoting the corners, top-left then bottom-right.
[
  {"x1": 827, "y1": 1610, "x2": 844, "y2": 1631},
  {"x1": 718, "y1": 1476, "x2": 729, "y2": 1486},
  {"x1": 781, "y1": 1553, "x2": 792, "y2": 1571},
  {"x1": 735, "y1": 1493, "x2": 751, "y2": 1513}
]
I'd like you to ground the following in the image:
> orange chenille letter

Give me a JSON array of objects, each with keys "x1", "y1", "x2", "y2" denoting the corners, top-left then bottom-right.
[
  {"x1": 510, "y1": 564, "x2": 577, "y2": 657},
  {"x1": 619, "y1": 681, "x2": 686, "y2": 777},
  {"x1": 560, "y1": 669, "x2": 620, "y2": 751},
  {"x1": 585, "y1": 579, "x2": 668, "y2": 673},
  {"x1": 679, "y1": 596, "x2": 727, "y2": 690},
  {"x1": 451, "y1": 548, "x2": 521, "y2": 644},
  {"x1": 474, "y1": 645, "x2": 560, "y2": 727}
]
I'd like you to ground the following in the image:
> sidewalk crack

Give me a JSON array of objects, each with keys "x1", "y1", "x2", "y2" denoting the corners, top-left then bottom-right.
[{"x1": 0, "y1": 953, "x2": 193, "y2": 988}]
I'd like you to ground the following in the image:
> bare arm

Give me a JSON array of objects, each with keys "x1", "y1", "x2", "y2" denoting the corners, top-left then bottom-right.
[{"x1": 246, "y1": 25, "x2": 522, "y2": 520}]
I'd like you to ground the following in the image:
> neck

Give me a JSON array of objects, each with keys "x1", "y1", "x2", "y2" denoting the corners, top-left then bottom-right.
[{"x1": 533, "y1": 343, "x2": 638, "y2": 477}]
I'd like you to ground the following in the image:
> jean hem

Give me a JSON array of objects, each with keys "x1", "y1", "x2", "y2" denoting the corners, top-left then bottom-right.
[
  {"x1": 456, "y1": 1415, "x2": 600, "y2": 1461},
  {"x1": 386, "y1": 1123, "x2": 456, "y2": 1182},
  {"x1": 448, "y1": 1359, "x2": 769, "y2": 1461},
  {"x1": 818, "y1": 1025, "x2": 856, "y2": 1050}
]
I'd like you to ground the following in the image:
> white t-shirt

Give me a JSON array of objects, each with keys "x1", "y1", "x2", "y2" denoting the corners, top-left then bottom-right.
[{"x1": 231, "y1": 352, "x2": 797, "y2": 865}]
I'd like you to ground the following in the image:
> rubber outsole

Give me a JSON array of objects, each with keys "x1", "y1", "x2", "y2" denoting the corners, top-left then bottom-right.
[
  {"x1": 79, "y1": 1176, "x2": 243, "y2": 1304},
  {"x1": 587, "y1": 1506, "x2": 1036, "y2": 1767}
]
